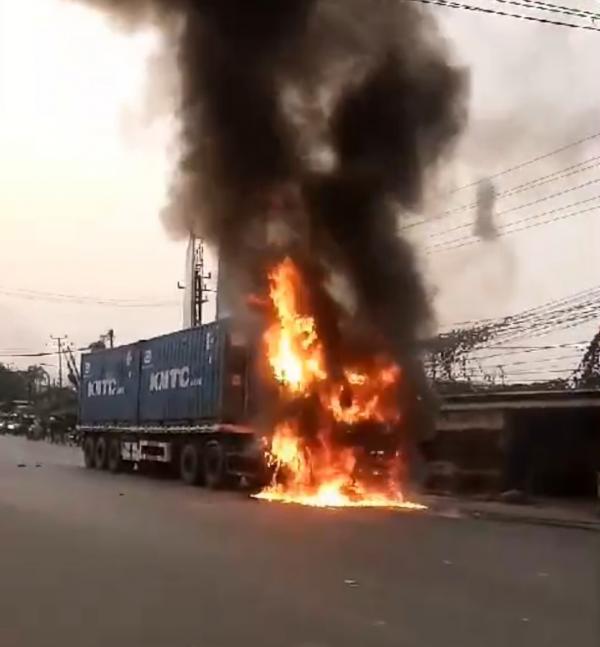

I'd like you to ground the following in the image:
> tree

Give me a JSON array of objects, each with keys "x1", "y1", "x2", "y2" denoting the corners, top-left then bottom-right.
[{"x1": 0, "y1": 364, "x2": 28, "y2": 402}]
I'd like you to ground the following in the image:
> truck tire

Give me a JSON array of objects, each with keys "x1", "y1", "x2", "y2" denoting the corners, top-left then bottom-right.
[
  {"x1": 83, "y1": 436, "x2": 96, "y2": 469},
  {"x1": 180, "y1": 443, "x2": 202, "y2": 486},
  {"x1": 204, "y1": 441, "x2": 227, "y2": 489},
  {"x1": 107, "y1": 438, "x2": 122, "y2": 473},
  {"x1": 94, "y1": 436, "x2": 108, "y2": 470}
]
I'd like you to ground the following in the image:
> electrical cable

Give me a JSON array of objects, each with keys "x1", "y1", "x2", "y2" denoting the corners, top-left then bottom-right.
[
  {"x1": 403, "y1": 155, "x2": 600, "y2": 233},
  {"x1": 406, "y1": 0, "x2": 600, "y2": 32},
  {"x1": 425, "y1": 177, "x2": 600, "y2": 242},
  {"x1": 494, "y1": 0, "x2": 600, "y2": 21},
  {"x1": 426, "y1": 200, "x2": 600, "y2": 254},
  {"x1": 0, "y1": 287, "x2": 179, "y2": 308}
]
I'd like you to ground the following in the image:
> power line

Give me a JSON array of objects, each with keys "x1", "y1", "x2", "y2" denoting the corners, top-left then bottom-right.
[
  {"x1": 494, "y1": 0, "x2": 600, "y2": 21},
  {"x1": 407, "y1": 0, "x2": 600, "y2": 32},
  {"x1": 426, "y1": 352, "x2": 583, "y2": 369},
  {"x1": 439, "y1": 285, "x2": 600, "y2": 336},
  {"x1": 499, "y1": 368, "x2": 574, "y2": 376},
  {"x1": 404, "y1": 154, "x2": 600, "y2": 233},
  {"x1": 0, "y1": 346, "x2": 89, "y2": 359},
  {"x1": 441, "y1": 283, "x2": 600, "y2": 330},
  {"x1": 1, "y1": 352, "x2": 58, "y2": 359},
  {"x1": 425, "y1": 177, "x2": 600, "y2": 242},
  {"x1": 430, "y1": 286, "x2": 600, "y2": 368},
  {"x1": 505, "y1": 0, "x2": 600, "y2": 20},
  {"x1": 449, "y1": 129, "x2": 600, "y2": 195},
  {"x1": 0, "y1": 287, "x2": 179, "y2": 308},
  {"x1": 426, "y1": 199, "x2": 600, "y2": 254},
  {"x1": 494, "y1": 311, "x2": 600, "y2": 345},
  {"x1": 478, "y1": 298, "x2": 600, "y2": 342},
  {"x1": 471, "y1": 343, "x2": 589, "y2": 359},
  {"x1": 478, "y1": 352, "x2": 583, "y2": 367}
]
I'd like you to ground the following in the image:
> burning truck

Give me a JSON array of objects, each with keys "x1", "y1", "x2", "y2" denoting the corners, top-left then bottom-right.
[
  {"x1": 75, "y1": 0, "x2": 467, "y2": 508},
  {"x1": 80, "y1": 253, "x2": 424, "y2": 509}
]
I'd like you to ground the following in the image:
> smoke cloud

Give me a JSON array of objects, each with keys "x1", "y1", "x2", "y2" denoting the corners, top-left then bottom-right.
[
  {"x1": 75, "y1": 0, "x2": 468, "y2": 423},
  {"x1": 474, "y1": 177, "x2": 498, "y2": 240}
]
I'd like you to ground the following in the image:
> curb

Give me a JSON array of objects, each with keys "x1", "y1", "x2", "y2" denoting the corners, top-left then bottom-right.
[
  {"x1": 424, "y1": 499, "x2": 600, "y2": 532},
  {"x1": 458, "y1": 508, "x2": 600, "y2": 532}
]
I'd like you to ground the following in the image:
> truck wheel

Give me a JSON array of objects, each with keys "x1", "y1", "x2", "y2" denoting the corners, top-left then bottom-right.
[
  {"x1": 107, "y1": 438, "x2": 122, "y2": 473},
  {"x1": 180, "y1": 443, "x2": 202, "y2": 486},
  {"x1": 94, "y1": 436, "x2": 108, "y2": 470},
  {"x1": 83, "y1": 436, "x2": 96, "y2": 469},
  {"x1": 204, "y1": 441, "x2": 226, "y2": 489}
]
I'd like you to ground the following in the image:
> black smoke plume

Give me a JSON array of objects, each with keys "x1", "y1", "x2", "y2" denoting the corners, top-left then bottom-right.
[{"x1": 76, "y1": 0, "x2": 468, "y2": 437}]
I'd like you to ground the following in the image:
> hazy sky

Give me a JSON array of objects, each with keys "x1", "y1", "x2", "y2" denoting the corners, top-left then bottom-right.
[{"x1": 1, "y1": 0, "x2": 599, "y2": 377}]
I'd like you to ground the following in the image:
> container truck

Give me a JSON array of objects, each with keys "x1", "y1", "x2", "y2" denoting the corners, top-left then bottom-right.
[
  {"x1": 79, "y1": 319, "x2": 413, "y2": 489},
  {"x1": 78, "y1": 319, "x2": 266, "y2": 487}
]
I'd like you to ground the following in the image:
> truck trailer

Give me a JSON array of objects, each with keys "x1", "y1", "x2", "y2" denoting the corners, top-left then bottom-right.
[{"x1": 78, "y1": 319, "x2": 266, "y2": 487}]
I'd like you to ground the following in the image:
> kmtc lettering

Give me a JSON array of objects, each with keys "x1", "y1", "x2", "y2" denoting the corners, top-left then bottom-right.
[
  {"x1": 87, "y1": 379, "x2": 124, "y2": 397},
  {"x1": 149, "y1": 367, "x2": 191, "y2": 392}
]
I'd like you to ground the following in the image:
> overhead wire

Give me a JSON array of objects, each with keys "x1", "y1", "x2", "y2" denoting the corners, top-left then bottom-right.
[
  {"x1": 402, "y1": 154, "x2": 600, "y2": 233},
  {"x1": 444, "y1": 129, "x2": 600, "y2": 195},
  {"x1": 428, "y1": 286, "x2": 600, "y2": 382},
  {"x1": 0, "y1": 287, "x2": 179, "y2": 308},
  {"x1": 0, "y1": 345, "x2": 89, "y2": 359},
  {"x1": 423, "y1": 173, "x2": 600, "y2": 241},
  {"x1": 425, "y1": 172, "x2": 600, "y2": 242},
  {"x1": 440, "y1": 283, "x2": 600, "y2": 331},
  {"x1": 406, "y1": 0, "x2": 600, "y2": 32},
  {"x1": 517, "y1": 0, "x2": 600, "y2": 20},
  {"x1": 493, "y1": 0, "x2": 600, "y2": 20},
  {"x1": 425, "y1": 199, "x2": 600, "y2": 254},
  {"x1": 472, "y1": 301, "x2": 600, "y2": 344}
]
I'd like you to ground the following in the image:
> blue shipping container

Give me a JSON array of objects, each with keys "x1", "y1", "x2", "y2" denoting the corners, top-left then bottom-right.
[
  {"x1": 79, "y1": 344, "x2": 141, "y2": 424},
  {"x1": 79, "y1": 320, "x2": 249, "y2": 426}
]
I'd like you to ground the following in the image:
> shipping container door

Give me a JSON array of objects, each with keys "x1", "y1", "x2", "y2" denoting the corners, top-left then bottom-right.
[
  {"x1": 79, "y1": 345, "x2": 141, "y2": 425},
  {"x1": 201, "y1": 321, "x2": 224, "y2": 420},
  {"x1": 220, "y1": 323, "x2": 249, "y2": 422}
]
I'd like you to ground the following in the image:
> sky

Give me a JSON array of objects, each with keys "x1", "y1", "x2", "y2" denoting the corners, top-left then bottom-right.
[{"x1": 1, "y1": 0, "x2": 599, "y2": 381}]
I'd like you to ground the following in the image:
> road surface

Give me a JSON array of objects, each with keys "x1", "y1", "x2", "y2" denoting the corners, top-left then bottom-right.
[{"x1": 0, "y1": 435, "x2": 598, "y2": 647}]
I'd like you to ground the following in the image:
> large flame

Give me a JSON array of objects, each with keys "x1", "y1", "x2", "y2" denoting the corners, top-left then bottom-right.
[
  {"x1": 254, "y1": 257, "x2": 426, "y2": 511},
  {"x1": 264, "y1": 259, "x2": 327, "y2": 392}
]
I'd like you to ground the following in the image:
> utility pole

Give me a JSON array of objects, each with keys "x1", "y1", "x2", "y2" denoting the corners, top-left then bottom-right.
[
  {"x1": 179, "y1": 238, "x2": 215, "y2": 327},
  {"x1": 194, "y1": 239, "x2": 213, "y2": 326},
  {"x1": 50, "y1": 335, "x2": 67, "y2": 389}
]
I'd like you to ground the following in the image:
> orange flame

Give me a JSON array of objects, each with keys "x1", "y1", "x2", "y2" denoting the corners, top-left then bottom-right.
[
  {"x1": 254, "y1": 257, "x2": 426, "y2": 511},
  {"x1": 264, "y1": 258, "x2": 327, "y2": 393}
]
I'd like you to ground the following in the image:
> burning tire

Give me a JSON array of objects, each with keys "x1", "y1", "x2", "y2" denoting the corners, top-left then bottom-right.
[
  {"x1": 107, "y1": 438, "x2": 122, "y2": 474},
  {"x1": 204, "y1": 441, "x2": 226, "y2": 489},
  {"x1": 180, "y1": 442, "x2": 203, "y2": 486},
  {"x1": 83, "y1": 436, "x2": 96, "y2": 469},
  {"x1": 94, "y1": 436, "x2": 108, "y2": 470}
]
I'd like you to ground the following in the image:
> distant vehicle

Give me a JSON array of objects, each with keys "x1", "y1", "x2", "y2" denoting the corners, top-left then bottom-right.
[
  {"x1": 17, "y1": 414, "x2": 35, "y2": 437},
  {"x1": 1, "y1": 413, "x2": 32, "y2": 436}
]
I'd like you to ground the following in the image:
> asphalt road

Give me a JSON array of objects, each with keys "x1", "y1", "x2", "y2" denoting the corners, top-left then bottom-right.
[{"x1": 1, "y1": 436, "x2": 598, "y2": 647}]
